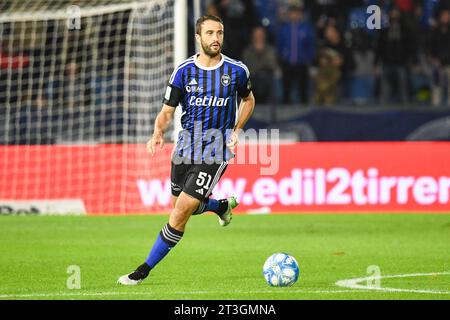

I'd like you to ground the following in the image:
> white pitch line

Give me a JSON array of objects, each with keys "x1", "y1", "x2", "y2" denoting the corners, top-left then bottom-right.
[
  {"x1": 335, "y1": 271, "x2": 450, "y2": 295},
  {"x1": 0, "y1": 289, "x2": 368, "y2": 299},
  {"x1": 4, "y1": 272, "x2": 450, "y2": 299}
]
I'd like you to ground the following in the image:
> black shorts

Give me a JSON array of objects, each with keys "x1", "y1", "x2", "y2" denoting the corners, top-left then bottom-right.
[{"x1": 171, "y1": 161, "x2": 228, "y2": 202}]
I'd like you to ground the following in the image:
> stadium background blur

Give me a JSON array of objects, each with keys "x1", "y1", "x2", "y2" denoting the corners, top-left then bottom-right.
[
  {"x1": 194, "y1": 0, "x2": 450, "y2": 110},
  {"x1": 0, "y1": 1, "x2": 449, "y2": 301}
]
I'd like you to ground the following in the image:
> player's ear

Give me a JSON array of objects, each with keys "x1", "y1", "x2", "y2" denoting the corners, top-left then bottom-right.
[{"x1": 195, "y1": 33, "x2": 201, "y2": 44}]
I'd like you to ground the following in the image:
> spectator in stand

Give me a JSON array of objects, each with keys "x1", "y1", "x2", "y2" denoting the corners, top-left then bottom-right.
[
  {"x1": 319, "y1": 24, "x2": 354, "y2": 102},
  {"x1": 242, "y1": 26, "x2": 281, "y2": 104},
  {"x1": 434, "y1": 0, "x2": 450, "y2": 17},
  {"x1": 313, "y1": 48, "x2": 342, "y2": 106},
  {"x1": 375, "y1": 7, "x2": 412, "y2": 105},
  {"x1": 430, "y1": 9, "x2": 450, "y2": 107},
  {"x1": 277, "y1": 4, "x2": 316, "y2": 104},
  {"x1": 349, "y1": 28, "x2": 376, "y2": 105},
  {"x1": 276, "y1": 0, "x2": 303, "y2": 20},
  {"x1": 395, "y1": 0, "x2": 415, "y2": 14},
  {"x1": 403, "y1": 3, "x2": 434, "y2": 104},
  {"x1": 402, "y1": 2, "x2": 427, "y2": 62},
  {"x1": 214, "y1": 0, "x2": 257, "y2": 58}
]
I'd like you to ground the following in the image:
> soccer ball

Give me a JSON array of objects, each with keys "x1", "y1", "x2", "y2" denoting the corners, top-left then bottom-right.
[{"x1": 263, "y1": 253, "x2": 300, "y2": 287}]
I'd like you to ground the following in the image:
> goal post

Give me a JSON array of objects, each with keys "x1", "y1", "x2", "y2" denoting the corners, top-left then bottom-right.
[
  {"x1": 0, "y1": 0, "x2": 186, "y2": 214},
  {"x1": 172, "y1": 0, "x2": 187, "y2": 143}
]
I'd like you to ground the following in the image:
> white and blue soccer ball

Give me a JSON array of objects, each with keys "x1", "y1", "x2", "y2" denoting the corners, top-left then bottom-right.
[{"x1": 263, "y1": 253, "x2": 300, "y2": 287}]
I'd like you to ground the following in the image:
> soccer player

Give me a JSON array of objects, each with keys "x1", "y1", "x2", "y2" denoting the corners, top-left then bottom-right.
[{"x1": 118, "y1": 15, "x2": 255, "y2": 285}]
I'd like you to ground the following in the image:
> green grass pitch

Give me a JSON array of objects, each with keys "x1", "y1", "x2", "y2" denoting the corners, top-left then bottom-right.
[{"x1": 0, "y1": 214, "x2": 449, "y2": 300}]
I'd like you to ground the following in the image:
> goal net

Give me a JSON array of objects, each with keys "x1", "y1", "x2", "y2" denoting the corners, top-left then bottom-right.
[{"x1": 0, "y1": 0, "x2": 179, "y2": 214}]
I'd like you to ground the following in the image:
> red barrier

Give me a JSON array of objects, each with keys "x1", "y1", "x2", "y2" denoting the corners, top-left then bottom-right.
[{"x1": 1, "y1": 142, "x2": 449, "y2": 214}]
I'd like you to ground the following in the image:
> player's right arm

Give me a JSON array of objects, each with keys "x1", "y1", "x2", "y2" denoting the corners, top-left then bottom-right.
[
  {"x1": 147, "y1": 105, "x2": 176, "y2": 156},
  {"x1": 147, "y1": 65, "x2": 185, "y2": 156}
]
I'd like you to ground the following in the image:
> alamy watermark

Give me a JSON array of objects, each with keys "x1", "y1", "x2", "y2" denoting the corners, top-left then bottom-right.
[
  {"x1": 366, "y1": 265, "x2": 381, "y2": 288},
  {"x1": 366, "y1": 5, "x2": 381, "y2": 30},
  {"x1": 66, "y1": 265, "x2": 81, "y2": 289},
  {"x1": 171, "y1": 122, "x2": 280, "y2": 175},
  {"x1": 67, "y1": 5, "x2": 81, "y2": 30}
]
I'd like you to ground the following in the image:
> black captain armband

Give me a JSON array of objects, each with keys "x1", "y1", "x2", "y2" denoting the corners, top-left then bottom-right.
[
  {"x1": 162, "y1": 84, "x2": 183, "y2": 107},
  {"x1": 238, "y1": 78, "x2": 252, "y2": 98}
]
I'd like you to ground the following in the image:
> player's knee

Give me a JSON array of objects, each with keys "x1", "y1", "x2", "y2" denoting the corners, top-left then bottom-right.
[
  {"x1": 169, "y1": 193, "x2": 200, "y2": 229},
  {"x1": 171, "y1": 206, "x2": 190, "y2": 219},
  {"x1": 171, "y1": 202, "x2": 194, "y2": 222},
  {"x1": 169, "y1": 207, "x2": 192, "y2": 230}
]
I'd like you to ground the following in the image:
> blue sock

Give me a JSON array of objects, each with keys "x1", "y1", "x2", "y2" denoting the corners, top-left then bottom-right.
[
  {"x1": 145, "y1": 223, "x2": 183, "y2": 269},
  {"x1": 192, "y1": 198, "x2": 219, "y2": 216},
  {"x1": 192, "y1": 198, "x2": 227, "y2": 216},
  {"x1": 205, "y1": 198, "x2": 220, "y2": 212}
]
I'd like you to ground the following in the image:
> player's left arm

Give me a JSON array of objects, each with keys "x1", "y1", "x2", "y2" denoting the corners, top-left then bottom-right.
[{"x1": 227, "y1": 91, "x2": 255, "y2": 148}]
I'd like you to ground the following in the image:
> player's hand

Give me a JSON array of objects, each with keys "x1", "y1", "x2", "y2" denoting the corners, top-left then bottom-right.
[
  {"x1": 227, "y1": 130, "x2": 240, "y2": 149},
  {"x1": 147, "y1": 133, "x2": 164, "y2": 156}
]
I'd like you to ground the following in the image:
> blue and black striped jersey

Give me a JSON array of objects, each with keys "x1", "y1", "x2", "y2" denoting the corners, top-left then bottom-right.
[{"x1": 163, "y1": 53, "x2": 252, "y2": 163}]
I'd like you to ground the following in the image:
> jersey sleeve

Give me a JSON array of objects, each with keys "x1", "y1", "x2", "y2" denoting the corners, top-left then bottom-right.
[
  {"x1": 237, "y1": 64, "x2": 252, "y2": 98},
  {"x1": 162, "y1": 67, "x2": 184, "y2": 107}
]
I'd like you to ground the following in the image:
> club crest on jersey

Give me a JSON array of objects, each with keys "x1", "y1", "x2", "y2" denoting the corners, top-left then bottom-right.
[{"x1": 221, "y1": 74, "x2": 231, "y2": 86}]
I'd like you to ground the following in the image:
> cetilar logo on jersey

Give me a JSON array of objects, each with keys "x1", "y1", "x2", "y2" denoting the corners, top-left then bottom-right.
[
  {"x1": 185, "y1": 79, "x2": 203, "y2": 93},
  {"x1": 189, "y1": 95, "x2": 230, "y2": 107},
  {"x1": 187, "y1": 78, "x2": 230, "y2": 107}
]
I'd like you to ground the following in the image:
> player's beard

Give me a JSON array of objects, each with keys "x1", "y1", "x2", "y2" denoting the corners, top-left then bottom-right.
[{"x1": 201, "y1": 40, "x2": 222, "y2": 58}]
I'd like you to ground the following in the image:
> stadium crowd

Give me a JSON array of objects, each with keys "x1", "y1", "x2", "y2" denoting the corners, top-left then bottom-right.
[{"x1": 191, "y1": 0, "x2": 450, "y2": 108}]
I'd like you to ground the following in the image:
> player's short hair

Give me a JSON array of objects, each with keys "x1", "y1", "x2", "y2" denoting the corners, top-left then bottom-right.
[{"x1": 195, "y1": 15, "x2": 223, "y2": 35}]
